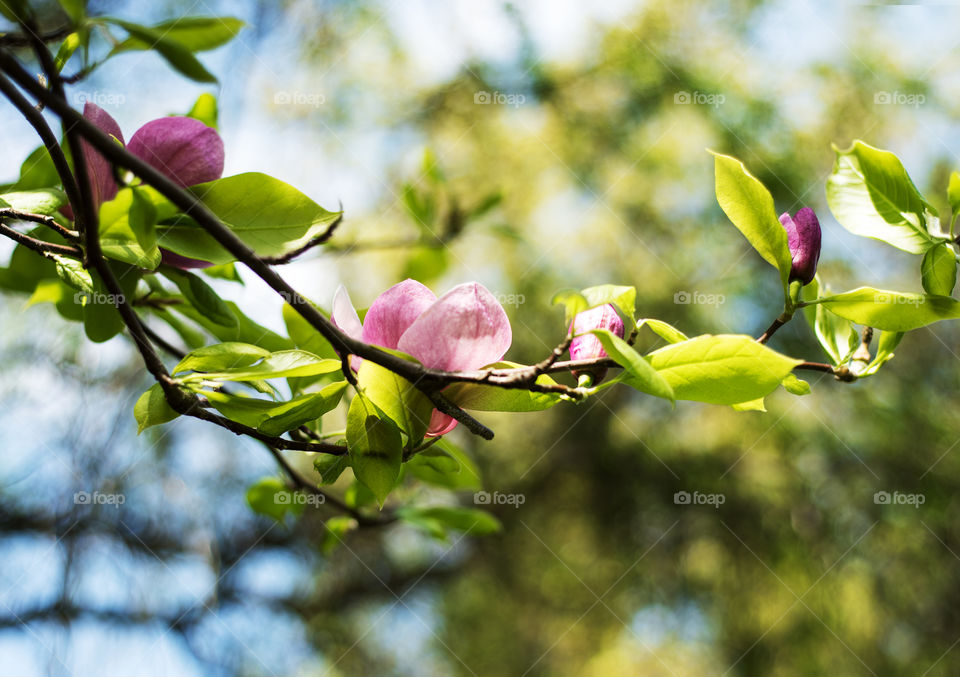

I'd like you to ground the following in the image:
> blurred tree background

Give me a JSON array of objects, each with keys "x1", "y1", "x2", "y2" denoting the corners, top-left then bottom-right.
[{"x1": 3, "y1": 0, "x2": 960, "y2": 675}]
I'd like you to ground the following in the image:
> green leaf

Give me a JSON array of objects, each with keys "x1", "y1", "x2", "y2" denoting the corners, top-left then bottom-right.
[
  {"x1": 551, "y1": 289, "x2": 589, "y2": 325},
  {"x1": 179, "y1": 350, "x2": 341, "y2": 383},
  {"x1": 282, "y1": 302, "x2": 337, "y2": 358},
  {"x1": 357, "y1": 360, "x2": 434, "y2": 443},
  {"x1": 581, "y1": 284, "x2": 636, "y2": 320},
  {"x1": 322, "y1": 516, "x2": 358, "y2": 554},
  {"x1": 407, "y1": 440, "x2": 481, "y2": 490},
  {"x1": 81, "y1": 264, "x2": 141, "y2": 343},
  {"x1": 258, "y1": 381, "x2": 346, "y2": 436},
  {"x1": 948, "y1": 172, "x2": 960, "y2": 217},
  {"x1": 134, "y1": 383, "x2": 179, "y2": 433},
  {"x1": 711, "y1": 151, "x2": 792, "y2": 293},
  {"x1": 245, "y1": 477, "x2": 298, "y2": 523},
  {"x1": 0, "y1": 188, "x2": 67, "y2": 215},
  {"x1": 861, "y1": 331, "x2": 904, "y2": 377},
  {"x1": 172, "y1": 300, "x2": 292, "y2": 352},
  {"x1": 54, "y1": 31, "x2": 82, "y2": 71},
  {"x1": 826, "y1": 140, "x2": 940, "y2": 254},
  {"x1": 112, "y1": 16, "x2": 244, "y2": 53},
  {"x1": 314, "y1": 453, "x2": 350, "y2": 486},
  {"x1": 187, "y1": 92, "x2": 219, "y2": 129},
  {"x1": 590, "y1": 330, "x2": 674, "y2": 402},
  {"x1": 731, "y1": 398, "x2": 766, "y2": 412},
  {"x1": 3, "y1": 146, "x2": 59, "y2": 192},
  {"x1": 99, "y1": 187, "x2": 160, "y2": 269},
  {"x1": 104, "y1": 19, "x2": 218, "y2": 83},
  {"x1": 921, "y1": 243, "x2": 956, "y2": 296},
  {"x1": 161, "y1": 266, "x2": 236, "y2": 328},
  {"x1": 201, "y1": 262, "x2": 242, "y2": 283},
  {"x1": 647, "y1": 334, "x2": 802, "y2": 405},
  {"x1": 156, "y1": 173, "x2": 340, "y2": 263},
  {"x1": 781, "y1": 373, "x2": 811, "y2": 396},
  {"x1": 397, "y1": 506, "x2": 502, "y2": 538},
  {"x1": 817, "y1": 287, "x2": 960, "y2": 331},
  {"x1": 52, "y1": 254, "x2": 93, "y2": 293},
  {"x1": 56, "y1": 0, "x2": 85, "y2": 23},
  {"x1": 636, "y1": 318, "x2": 688, "y2": 344},
  {"x1": 202, "y1": 382, "x2": 346, "y2": 434},
  {"x1": 174, "y1": 342, "x2": 271, "y2": 374},
  {"x1": 346, "y1": 395, "x2": 403, "y2": 507},
  {"x1": 802, "y1": 277, "x2": 859, "y2": 365}
]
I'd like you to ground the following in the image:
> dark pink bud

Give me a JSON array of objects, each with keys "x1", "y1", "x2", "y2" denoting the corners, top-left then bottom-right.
[
  {"x1": 160, "y1": 248, "x2": 214, "y2": 269},
  {"x1": 569, "y1": 304, "x2": 624, "y2": 383},
  {"x1": 779, "y1": 207, "x2": 821, "y2": 285}
]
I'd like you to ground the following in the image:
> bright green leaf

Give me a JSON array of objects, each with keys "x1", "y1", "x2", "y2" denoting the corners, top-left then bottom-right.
[
  {"x1": 711, "y1": 151, "x2": 792, "y2": 293},
  {"x1": 112, "y1": 16, "x2": 244, "y2": 53},
  {"x1": 826, "y1": 140, "x2": 940, "y2": 254},
  {"x1": 921, "y1": 243, "x2": 956, "y2": 296},
  {"x1": 647, "y1": 334, "x2": 801, "y2": 405},
  {"x1": 346, "y1": 395, "x2": 403, "y2": 507},
  {"x1": 245, "y1": 477, "x2": 299, "y2": 523},
  {"x1": 357, "y1": 360, "x2": 434, "y2": 443},
  {"x1": 134, "y1": 383, "x2": 179, "y2": 433},
  {"x1": 0, "y1": 188, "x2": 67, "y2": 215},
  {"x1": 817, "y1": 287, "x2": 960, "y2": 331},
  {"x1": 99, "y1": 187, "x2": 160, "y2": 269},
  {"x1": 104, "y1": 18, "x2": 218, "y2": 83},
  {"x1": 590, "y1": 329, "x2": 675, "y2": 401},
  {"x1": 581, "y1": 284, "x2": 636, "y2": 320},
  {"x1": 179, "y1": 350, "x2": 340, "y2": 383},
  {"x1": 161, "y1": 266, "x2": 237, "y2": 328}
]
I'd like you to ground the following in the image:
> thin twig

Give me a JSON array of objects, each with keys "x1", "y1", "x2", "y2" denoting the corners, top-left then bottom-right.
[
  {"x1": 259, "y1": 212, "x2": 343, "y2": 265},
  {"x1": 0, "y1": 208, "x2": 79, "y2": 240},
  {"x1": 0, "y1": 222, "x2": 82, "y2": 258}
]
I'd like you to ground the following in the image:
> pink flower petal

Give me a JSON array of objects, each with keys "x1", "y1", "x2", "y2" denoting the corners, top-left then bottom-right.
[
  {"x1": 425, "y1": 409, "x2": 458, "y2": 437},
  {"x1": 397, "y1": 282, "x2": 512, "y2": 371},
  {"x1": 79, "y1": 102, "x2": 124, "y2": 213},
  {"x1": 331, "y1": 285, "x2": 363, "y2": 341},
  {"x1": 332, "y1": 285, "x2": 364, "y2": 371},
  {"x1": 127, "y1": 116, "x2": 224, "y2": 188},
  {"x1": 361, "y1": 279, "x2": 437, "y2": 350}
]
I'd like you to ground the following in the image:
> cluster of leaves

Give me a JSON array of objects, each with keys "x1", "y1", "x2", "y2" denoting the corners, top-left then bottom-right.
[{"x1": 4, "y1": 1, "x2": 960, "y2": 546}]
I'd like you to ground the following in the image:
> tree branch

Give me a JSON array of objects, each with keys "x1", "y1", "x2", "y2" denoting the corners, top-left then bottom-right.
[{"x1": 0, "y1": 221, "x2": 82, "y2": 258}]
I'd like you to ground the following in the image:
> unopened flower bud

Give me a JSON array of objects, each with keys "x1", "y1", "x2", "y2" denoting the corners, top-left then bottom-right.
[
  {"x1": 569, "y1": 304, "x2": 624, "y2": 384},
  {"x1": 779, "y1": 207, "x2": 821, "y2": 285}
]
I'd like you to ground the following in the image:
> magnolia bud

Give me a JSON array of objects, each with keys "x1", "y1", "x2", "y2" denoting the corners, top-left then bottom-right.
[
  {"x1": 569, "y1": 304, "x2": 624, "y2": 384},
  {"x1": 160, "y1": 248, "x2": 214, "y2": 270},
  {"x1": 779, "y1": 207, "x2": 821, "y2": 285}
]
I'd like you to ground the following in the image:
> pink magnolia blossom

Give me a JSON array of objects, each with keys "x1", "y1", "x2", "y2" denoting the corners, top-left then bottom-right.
[
  {"x1": 68, "y1": 102, "x2": 225, "y2": 268},
  {"x1": 569, "y1": 304, "x2": 624, "y2": 383},
  {"x1": 332, "y1": 279, "x2": 512, "y2": 436}
]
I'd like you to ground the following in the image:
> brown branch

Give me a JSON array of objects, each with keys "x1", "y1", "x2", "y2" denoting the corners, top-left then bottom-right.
[
  {"x1": 757, "y1": 316, "x2": 786, "y2": 344},
  {"x1": 0, "y1": 222, "x2": 82, "y2": 258},
  {"x1": 0, "y1": 207, "x2": 79, "y2": 240}
]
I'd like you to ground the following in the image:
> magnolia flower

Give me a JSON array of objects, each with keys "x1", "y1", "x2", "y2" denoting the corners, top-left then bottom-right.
[
  {"x1": 332, "y1": 279, "x2": 512, "y2": 436},
  {"x1": 779, "y1": 207, "x2": 821, "y2": 285},
  {"x1": 569, "y1": 304, "x2": 624, "y2": 383},
  {"x1": 70, "y1": 102, "x2": 225, "y2": 268}
]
